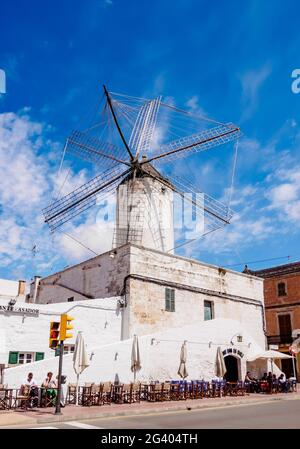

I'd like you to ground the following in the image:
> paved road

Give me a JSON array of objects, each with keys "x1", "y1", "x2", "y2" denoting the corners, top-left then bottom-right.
[{"x1": 3, "y1": 399, "x2": 300, "y2": 429}]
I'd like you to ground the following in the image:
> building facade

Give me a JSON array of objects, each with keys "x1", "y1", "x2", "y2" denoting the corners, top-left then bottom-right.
[{"x1": 245, "y1": 262, "x2": 300, "y2": 380}]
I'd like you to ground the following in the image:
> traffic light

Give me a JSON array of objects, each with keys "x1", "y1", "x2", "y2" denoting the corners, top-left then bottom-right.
[
  {"x1": 60, "y1": 314, "x2": 74, "y2": 341},
  {"x1": 49, "y1": 321, "x2": 60, "y2": 349}
]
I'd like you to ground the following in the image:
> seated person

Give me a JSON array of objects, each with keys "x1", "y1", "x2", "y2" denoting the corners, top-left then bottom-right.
[
  {"x1": 42, "y1": 372, "x2": 57, "y2": 405},
  {"x1": 261, "y1": 372, "x2": 268, "y2": 381},
  {"x1": 278, "y1": 373, "x2": 290, "y2": 393},
  {"x1": 244, "y1": 371, "x2": 260, "y2": 393},
  {"x1": 21, "y1": 372, "x2": 39, "y2": 407}
]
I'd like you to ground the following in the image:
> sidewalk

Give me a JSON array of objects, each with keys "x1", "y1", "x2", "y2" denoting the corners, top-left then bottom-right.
[{"x1": 1, "y1": 391, "x2": 299, "y2": 427}]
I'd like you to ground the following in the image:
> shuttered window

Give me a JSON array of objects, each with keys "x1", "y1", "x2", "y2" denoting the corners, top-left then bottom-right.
[
  {"x1": 165, "y1": 288, "x2": 175, "y2": 312},
  {"x1": 8, "y1": 352, "x2": 19, "y2": 364},
  {"x1": 35, "y1": 352, "x2": 44, "y2": 362},
  {"x1": 278, "y1": 282, "x2": 287, "y2": 296},
  {"x1": 278, "y1": 314, "x2": 292, "y2": 337}
]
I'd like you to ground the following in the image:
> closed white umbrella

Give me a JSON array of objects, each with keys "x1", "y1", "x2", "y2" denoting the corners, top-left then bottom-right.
[
  {"x1": 131, "y1": 335, "x2": 141, "y2": 382},
  {"x1": 73, "y1": 332, "x2": 89, "y2": 405},
  {"x1": 216, "y1": 346, "x2": 227, "y2": 378},
  {"x1": 177, "y1": 341, "x2": 188, "y2": 379}
]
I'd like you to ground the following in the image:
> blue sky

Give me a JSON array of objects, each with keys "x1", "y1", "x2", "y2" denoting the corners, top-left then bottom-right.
[{"x1": 0, "y1": 0, "x2": 300, "y2": 281}]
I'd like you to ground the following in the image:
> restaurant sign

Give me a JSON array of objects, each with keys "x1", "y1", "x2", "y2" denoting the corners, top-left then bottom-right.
[{"x1": 0, "y1": 305, "x2": 39, "y2": 317}]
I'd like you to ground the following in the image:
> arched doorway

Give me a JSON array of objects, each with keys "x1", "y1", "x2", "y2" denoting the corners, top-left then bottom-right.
[{"x1": 224, "y1": 355, "x2": 239, "y2": 381}]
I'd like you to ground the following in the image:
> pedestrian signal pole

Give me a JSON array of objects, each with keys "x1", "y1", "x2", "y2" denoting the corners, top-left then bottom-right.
[
  {"x1": 54, "y1": 314, "x2": 74, "y2": 415},
  {"x1": 55, "y1": 339, "x2": 64, "y2": 415}
]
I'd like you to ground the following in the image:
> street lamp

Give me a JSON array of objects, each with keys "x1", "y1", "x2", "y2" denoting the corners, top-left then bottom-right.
[{"x1": 230, "y1": 333, "x2": 243, "y2": 345}]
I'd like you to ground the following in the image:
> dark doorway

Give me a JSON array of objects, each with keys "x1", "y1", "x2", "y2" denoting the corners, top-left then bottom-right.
[
  {"x1": 281, "y1": 358, "x2": 297, "y2": 379},
  {"x1": 224, "y1": 355, "x2": 239, "y2": 381}
]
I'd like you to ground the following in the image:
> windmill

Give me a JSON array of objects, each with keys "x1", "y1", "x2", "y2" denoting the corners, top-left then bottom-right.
[{"x1": 43, "y1": 86, "x2": 241, "y2": 254}]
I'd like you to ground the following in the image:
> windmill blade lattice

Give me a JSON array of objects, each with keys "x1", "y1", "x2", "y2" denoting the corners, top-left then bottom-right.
[{"x1": 43, "y1": 86, "x2": 241, "y2": 252}]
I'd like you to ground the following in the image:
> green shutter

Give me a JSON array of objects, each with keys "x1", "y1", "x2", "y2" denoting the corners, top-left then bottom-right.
[
  {"x1": 35, "y1": 352, "x2": 44, "y2": 362},
  {"x1": 8, "y1": 352, "x2": 19, "y2": 364},
  {"x1": 171, "y1": 289, "x2": 175, "y2": 312},
  {"x1": 165, "y1": 288, "x2": 171, "y2": 311}
]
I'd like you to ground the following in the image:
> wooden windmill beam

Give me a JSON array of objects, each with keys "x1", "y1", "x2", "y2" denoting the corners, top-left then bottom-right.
[{"x1": 103, "y1": 85, "x2": 135, "y2": 161}]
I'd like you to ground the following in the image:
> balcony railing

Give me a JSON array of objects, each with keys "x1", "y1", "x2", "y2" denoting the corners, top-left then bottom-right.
[{"x1": 267, "y1": 334, "x2": 293, "y2": 345}]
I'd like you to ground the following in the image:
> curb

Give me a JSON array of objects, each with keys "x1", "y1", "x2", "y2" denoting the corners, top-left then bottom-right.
[{"x1": 36, "y1": 395, "x2": 293, "y2": 424}]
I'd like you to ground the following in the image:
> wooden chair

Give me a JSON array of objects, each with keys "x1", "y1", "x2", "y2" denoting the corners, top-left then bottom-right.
[
  {"x1": 0, "y1": 386, "x2": 12, "y2": 410},
  {"x1": 128, "y1": 382, "x2": 141, "y2": 403},
  {"x1": 14, "y1": 386, "x2": 32, "y2": 410},
  {"x1": 67, "y1": 383, "x2": 77, "y2": 404},
  {"x1": 100, "y1": 382, "x2": 112, "y2": 405},
  {"x1": 148, "y1": 383, "x2": 164, "y2": 402}
]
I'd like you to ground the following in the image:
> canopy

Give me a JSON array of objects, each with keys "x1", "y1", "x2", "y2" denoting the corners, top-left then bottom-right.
[{"x1": 247, "y1": 349, "x2": 293, "y2": 362}]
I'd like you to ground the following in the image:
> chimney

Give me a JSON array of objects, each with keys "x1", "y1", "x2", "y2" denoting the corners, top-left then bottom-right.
[
  {"x1": 18, "y1": 280, "x2": 26, "y2": 296},
  {"x1": 32, "y1": 276, "x2": 41, "y2": 303}
]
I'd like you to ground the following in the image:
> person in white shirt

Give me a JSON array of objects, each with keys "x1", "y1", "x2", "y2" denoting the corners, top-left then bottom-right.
[{"x1": 21, "y1": 372, "x2": 38, "y2": 407}]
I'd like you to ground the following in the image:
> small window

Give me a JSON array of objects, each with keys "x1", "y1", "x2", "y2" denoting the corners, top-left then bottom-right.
[
  {"x1": 204, "y1": 300, "x2": 214, "y2": 321},
  {"x1": 165, "y1": 288, "x2": 175, "y2": 312},
  {"x1": 278, "y1": 282, "x2": 287, "y2": 296},
  {"x1": 67, "y1": 297, "x2": 74, "y2": 302},
  {"x1": 18, "y1": 353, "x2": 33, "y2": 364}
]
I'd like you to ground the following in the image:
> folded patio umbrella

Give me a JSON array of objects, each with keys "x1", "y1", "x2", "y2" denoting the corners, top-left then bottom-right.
[
  {"x1": 131, "y1": 335, "x2": 141, "y2": 382},
  {"x1": 177, "y1": 341, "x2": 188, "y2": 379},
  {"x1": 73, "y1": 331, "x2": 89, "y2": 405},
  {"x1": 216, "y1": 346, "x2": 227, "y2": 378}
]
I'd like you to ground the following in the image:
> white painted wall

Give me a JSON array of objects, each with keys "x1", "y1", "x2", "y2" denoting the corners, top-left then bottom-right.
[
  {"x1": 0, "y1": 297, "x2": 122, "y2": 367},
  {"x1": 3, "y1": 318, "x2": 270, "y2": 388},
  {"x1": 0, "y1": 278, "x2": 23, "y2": 297}
]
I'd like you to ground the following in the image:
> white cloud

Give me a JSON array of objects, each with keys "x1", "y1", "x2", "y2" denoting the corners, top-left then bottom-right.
[
  {"x1": 0, "y1": 111, "x2": 103, "y2": 279},
  {"x1": 185, "y1": 95, "x2": 206, "y2": 117},
  {"x1": 239, "y1": 64, "x2": 272, "y2": 120}
]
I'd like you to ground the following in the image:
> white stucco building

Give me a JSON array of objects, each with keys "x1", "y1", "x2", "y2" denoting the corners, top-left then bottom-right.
[{"x1": 1, "y1": 243, "x2": 273, "y2": 386}]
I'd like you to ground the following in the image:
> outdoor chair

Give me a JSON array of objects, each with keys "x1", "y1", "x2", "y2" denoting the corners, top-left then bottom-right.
[
  {"x1": 0, "y1": 386, "x2": 12, "y2": 410},
  {"x1": 99, "y1": 382, "x2": 112, "y2": 405},
  {"x1": 67, "y1": 383, "x2": 77, "y2": 404},
  {"x1": 14, "y1": 386, "x2": 33, "y2": 410},
  {"x1": 148, "y1": 382, "x2": 164, "y2": 402},
  {"x1": 130, "y1": 382, "x2": 141, "y2": 403}
]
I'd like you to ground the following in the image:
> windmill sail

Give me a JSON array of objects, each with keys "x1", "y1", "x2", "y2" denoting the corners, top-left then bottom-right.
[
  {"x1": 43, "y1": 166, "x2": 130, "y2": 231},
  {"x1": 143, "y1": 123, "x2": 241, "y2": 165},
  {"x1": 129, "y1": 96, "x2": 161, "y2": 157},
  {"x1": 66, "y1": 130, "x2": 130, "y2": 168}
]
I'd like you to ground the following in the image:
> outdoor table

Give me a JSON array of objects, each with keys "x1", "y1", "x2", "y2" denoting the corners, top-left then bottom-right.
[
  {"x1": 0, "y1": 388, "x2": 14, "y2": 410},
  {"x1": 259, "y1": 381, "x2": 269, "y2": 393}
]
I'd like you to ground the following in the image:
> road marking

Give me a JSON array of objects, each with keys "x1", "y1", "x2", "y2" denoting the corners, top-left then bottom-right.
[
  {"x1": 30, "y1": 426, "x2": 58, "y2": 429},
  {"x1": 64, "y1": 421, "x2": 104, "y2": 429}
]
